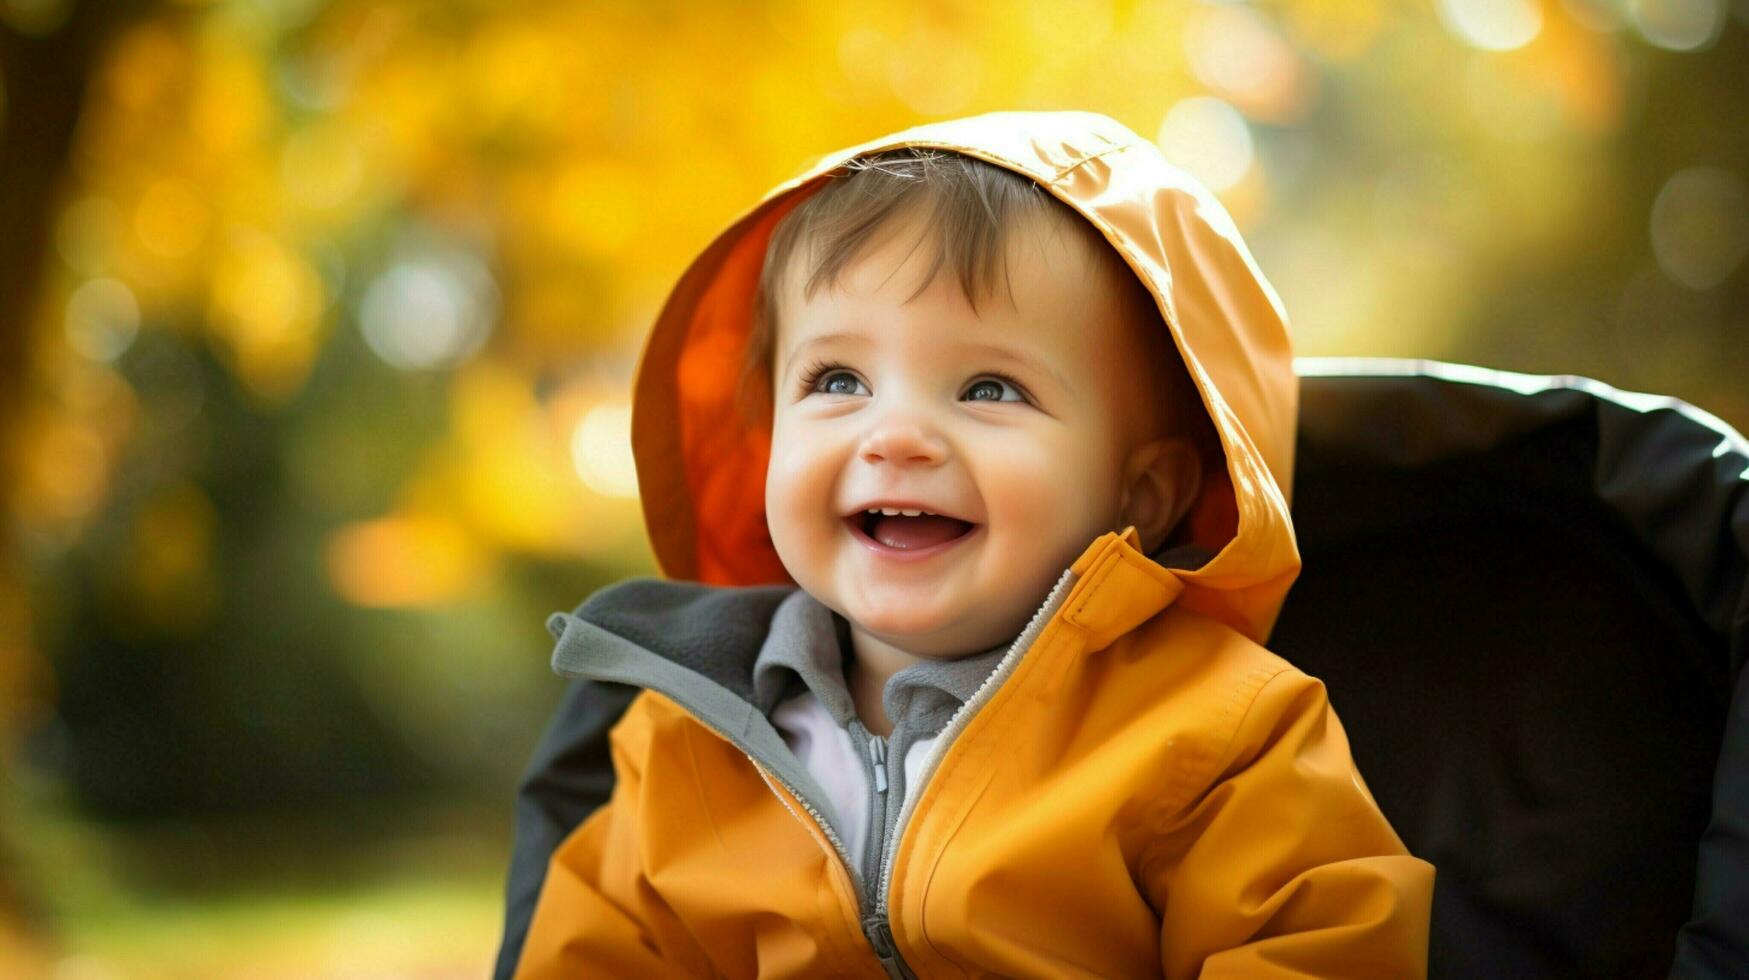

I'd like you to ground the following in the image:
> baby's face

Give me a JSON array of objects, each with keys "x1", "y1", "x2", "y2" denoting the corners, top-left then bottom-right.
[{"x1": 765, "y1": 208, "x2": 1167, "y2": 659}]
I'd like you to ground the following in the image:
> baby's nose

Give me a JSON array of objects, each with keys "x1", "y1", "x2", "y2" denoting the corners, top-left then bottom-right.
[{"x1": 858, "y1": 421, "x2": 948, "y2": 466}]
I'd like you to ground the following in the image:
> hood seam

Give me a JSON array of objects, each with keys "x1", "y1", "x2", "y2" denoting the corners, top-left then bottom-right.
[{"x1": 1049, "y1": 141, "x2": 1141, "y2": 182}]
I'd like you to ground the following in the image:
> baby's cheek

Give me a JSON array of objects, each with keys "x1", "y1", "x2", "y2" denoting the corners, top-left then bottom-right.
[
  {"x1": 762, "y1": 453, "x2": 805, "y2": 548},
  {"x1": 989, "y1": 437, "x2": 1120, "y2": 556},
  {"x1": 985, "y1": 437, "x2": 1085, "y2": 511},
  {"x1": 764, "y1": 446, "x2": 832, "y2": 547}
]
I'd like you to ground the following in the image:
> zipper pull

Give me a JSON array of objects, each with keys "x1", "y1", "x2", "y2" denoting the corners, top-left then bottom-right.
[
  {"x1": 868, "y1": 735, "x2": 888, "y2": 795},
  {"x1": 864, "y1": 913, "x2": 902, "y2": 960},
  {"x1": 864, "y1": 915, "x2": 895, "y2": 956},
  {"x1": 864, "y1": 916, "x2": 910, "y2": 979}
]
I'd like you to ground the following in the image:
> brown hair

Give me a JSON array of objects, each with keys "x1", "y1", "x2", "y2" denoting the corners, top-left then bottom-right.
[{"x1": 736, "y1": 148, "x2": 1218, "y2": 489}]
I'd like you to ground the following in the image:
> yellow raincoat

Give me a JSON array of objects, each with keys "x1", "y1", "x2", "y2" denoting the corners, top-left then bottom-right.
[{"x1": 513, "y1": 111, "x2": 1434, "y2": 978}]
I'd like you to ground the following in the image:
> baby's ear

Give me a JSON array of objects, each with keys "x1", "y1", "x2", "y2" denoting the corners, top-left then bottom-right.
[{"x1": 1118, "y1": 437, "x2": 1202, "y2": 554}]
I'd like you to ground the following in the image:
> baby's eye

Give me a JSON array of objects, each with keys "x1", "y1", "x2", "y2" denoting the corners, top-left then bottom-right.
[
  {"x1": 963, "y1": 376, "x2": 1025, "y2": 403},
  {"x1": 814, "y1": 370, "x2": 870, "y2": 397}
]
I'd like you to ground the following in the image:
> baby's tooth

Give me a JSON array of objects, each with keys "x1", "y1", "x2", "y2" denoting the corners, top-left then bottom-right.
[
  {"x1": 880, "y1": 507, "x2": 901, "y2": 516},
  {"x1": 900, "y1": 509, "x2": 921, "y2": 516}
]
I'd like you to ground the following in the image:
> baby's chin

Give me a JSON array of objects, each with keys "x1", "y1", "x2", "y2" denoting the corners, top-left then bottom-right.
[
  {"x1": 839, "y1": 583, "x2": 954, "y2": 627},
  {"x1": 838, "y1": 599, "x2": 1014, "y2": 658}
]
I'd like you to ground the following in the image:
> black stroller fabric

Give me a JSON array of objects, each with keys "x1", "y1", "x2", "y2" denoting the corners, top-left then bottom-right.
[
  {"x1": 493, "y1": 357, "x2": 1749, "y2": 980},
  {"x1": 1278, "y1": 358, "x2": 1747, "y2": 979}
]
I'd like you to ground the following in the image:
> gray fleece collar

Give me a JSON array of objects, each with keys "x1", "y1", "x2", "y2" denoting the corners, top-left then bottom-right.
[
  {"x1": 553, "y1": 537, "x2": 1211, "y2": 737},
  {"x1": 750, "y1": 589, "x2": 1011, "y2": 734}
]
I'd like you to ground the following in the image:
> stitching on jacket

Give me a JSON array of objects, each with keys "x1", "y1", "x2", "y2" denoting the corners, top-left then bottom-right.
[
  {"x1": 1210, "y1": 664, "x2": 1292, "y2": 779},
  {"x1": 1050, "y1": 141, "x2": 1140, "y2": 183},
  {"x1": 1180, "y1": 663, "x2": 1290, "y2": 819},
  {"x1": 1069, "y1": 545, "x2": 1121, "y2": 623},
  {"x1": 1068, "y1": 536, "x2": 1180, "y2": 634},
  {"x1": 1041, "y1": 141, "x2": 1199, "y2": 400},
  {"x1": 874, "y1": 138, "x2": 1135, "y2": 192}
]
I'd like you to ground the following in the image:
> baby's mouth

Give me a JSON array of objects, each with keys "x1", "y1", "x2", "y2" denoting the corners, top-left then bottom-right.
[{"x1": 848, "y1": 510, "x2": 979, "y2": 551}]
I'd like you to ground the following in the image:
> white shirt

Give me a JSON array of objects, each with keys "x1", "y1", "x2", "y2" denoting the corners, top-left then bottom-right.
[{"x1": 770, "y1": 688, "x2": 938, "y2": 878}]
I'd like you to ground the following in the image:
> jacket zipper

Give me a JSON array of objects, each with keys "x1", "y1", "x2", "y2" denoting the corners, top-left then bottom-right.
[
  {"x1": 860, "y1": 733, "x2": 910, "y2": 979},
  {"x1": 869, "y1": 735, "x2": 889, "y2": 795},
  {"x1": 551, "y1": 649, "x2": 895, "y2": 973},
  {"x1": 873, "y1": 567, "x2": 1076, "y2": 932},
  {"x1": 858, "y1": 731, "x2": 890, "y2": 900},
  {"x1": 747, "y1": 756, "x2": 868, "y2": 901},
  {"x1": 749, "y1": 741, "x2": 912, "y2": 979},
  {"x1": 781, "y1": 566, "x2": 1074, "y2": 978},
  {"x1": 843, "y1": 718, "x2": 911, "y2": 978},
  {"x1": 854, "y1": 567, "x2": 1078, "y2": 979},
  {"x1": 557, "y1": 564, "x2": 1077, "y2": 977}
]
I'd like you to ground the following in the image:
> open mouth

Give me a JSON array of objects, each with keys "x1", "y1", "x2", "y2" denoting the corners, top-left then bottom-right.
[{"x1": 845, "y1": 508, "x2": 979, "y2": 555}]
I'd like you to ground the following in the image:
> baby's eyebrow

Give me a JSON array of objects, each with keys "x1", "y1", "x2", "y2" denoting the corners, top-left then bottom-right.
[
  {"x1": 784, "y1": 331, "x2": 870, "y2": 369},
  {"x1": 955, "y1": 341, "x2": 1072, "y2": 392}
]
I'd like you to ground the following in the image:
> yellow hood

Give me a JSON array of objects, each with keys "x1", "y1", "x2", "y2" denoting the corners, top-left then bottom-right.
[{"x1": 630, "y1": 110, "x2": 1300, "y2": 643}]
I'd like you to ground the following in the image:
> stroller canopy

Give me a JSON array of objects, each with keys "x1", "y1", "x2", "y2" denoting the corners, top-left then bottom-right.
[{"x1": 1277, "y1": 357, "x2": 1747, "y2": 979}]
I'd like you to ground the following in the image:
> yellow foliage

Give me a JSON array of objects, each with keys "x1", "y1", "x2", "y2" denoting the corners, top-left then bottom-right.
[
  {"x1": 207, "y1": 229, "x2": 327, "y2": 403},
  {"x1": 326, "y1": 511, "x2": 489, "y2": 608},
  {"x1": 7, "y1": 0, "x2": 1682, "y2": 575}
]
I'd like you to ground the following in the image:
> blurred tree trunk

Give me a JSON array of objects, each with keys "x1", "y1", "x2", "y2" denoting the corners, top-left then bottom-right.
[
  {"x1": 0, "y1": 0, "x2": 158, "y2": 958},
  {"x1": 1, "y1": 0, "x2": 150, "y2": 436}
]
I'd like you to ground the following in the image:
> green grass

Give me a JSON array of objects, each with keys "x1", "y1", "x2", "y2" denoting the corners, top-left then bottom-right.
[{"x1": 6, "y1": 788, "x2": 514, "y2": 979}]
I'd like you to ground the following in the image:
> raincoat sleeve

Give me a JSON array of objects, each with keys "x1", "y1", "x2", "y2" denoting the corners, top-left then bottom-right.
[
  {"x1": 495, "y1": 677, "x2": 638, "y2": 980},
  {"x1": 1144, "y1": 666, "x2": 1435, "y2": 979},
  {"x1": 511, "y1": 697, "x2": 713, "y2": 979}
]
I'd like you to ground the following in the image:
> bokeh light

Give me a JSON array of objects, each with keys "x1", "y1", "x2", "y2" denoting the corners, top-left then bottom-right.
[
  {"x1": 359, "y1": 245, "x2": 498, "y2": 372},
  {"x1": 1650, "y1": 165, "x2": 1749, "y2": 290},
  {"x1": 208, "y1": 229, "x2": 328, "y2": 400},
  {"x1": 1436, "y1": 0, "x2": 1544, "y2": 50},
  {"x1": 17, "y1": 418, "x2": 109, "y2": 529},
  {"x1": 1156, "y1": 96, "x2": 1254, "y2": 193},
  {"x1": 1630, "y1": 0, "x2": 1726, "y2": 51},
  {"x1": 63, "y1": 278, "x2": 140, "y2": 362},
  {"x1": 1185, "y1": 4, "x2": 1314, "y2": 122},
  {"x1": 326, "y1": 512, "x2": 488, "y2": 607},
  {"x1": 570, "y1": 401, "x2": 639, "y2": 499}
]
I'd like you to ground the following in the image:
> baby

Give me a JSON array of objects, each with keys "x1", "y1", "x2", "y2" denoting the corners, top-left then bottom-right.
[{"x1": 505, "y1": 112, "x2": 1434, "y2": 979}]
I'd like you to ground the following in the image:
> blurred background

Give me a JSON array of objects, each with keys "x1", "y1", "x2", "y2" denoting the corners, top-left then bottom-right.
[{"x1": 1, "y1": 0, "x2": 1744, "y2": 976}]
